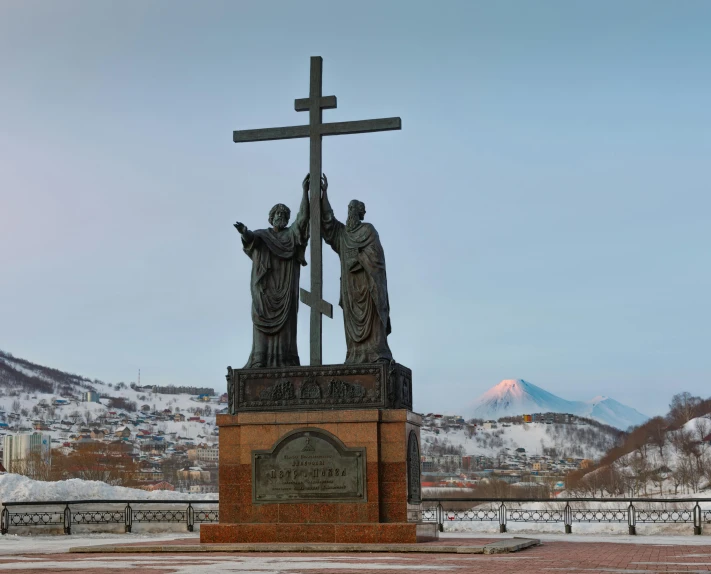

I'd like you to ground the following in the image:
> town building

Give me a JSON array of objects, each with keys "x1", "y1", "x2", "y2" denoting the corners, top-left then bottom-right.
[
  {"x1": 2, "y1": 432, "x2": 51, "y2": 473},
  {"x1": 82, "y1": 391, "x2": 100, "y2": 403}
]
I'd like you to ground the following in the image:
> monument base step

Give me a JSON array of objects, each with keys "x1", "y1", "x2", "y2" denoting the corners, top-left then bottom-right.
[{"x1": 200, "y1": 522, "x2": 438, "y2": 544}]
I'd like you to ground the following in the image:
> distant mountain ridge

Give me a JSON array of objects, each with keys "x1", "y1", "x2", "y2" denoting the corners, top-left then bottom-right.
[{"x1": 468, "y1": 379, "x2": 648, "y2": 430}]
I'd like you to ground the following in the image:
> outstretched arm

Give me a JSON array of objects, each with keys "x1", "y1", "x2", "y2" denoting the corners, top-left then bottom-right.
[
  {"x1": 321, "y1": 173, "x2": 334, "y2": 220},
  {"x1": 234, "y1": 221, "x2": 254, "y2": 244},
  {"x1": 320, "y1": 174, "x2": 343, "y2": 248},
  {"x1": 293, "y1": 173, "x2": 310, "y2": 233}
]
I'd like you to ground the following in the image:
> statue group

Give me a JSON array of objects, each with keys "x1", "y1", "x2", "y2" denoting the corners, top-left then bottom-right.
[{"x1": 234, "y1": 174, "x2": 393, "y2": 368}]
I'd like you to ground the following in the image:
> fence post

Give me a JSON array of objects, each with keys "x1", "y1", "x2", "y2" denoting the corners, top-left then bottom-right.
[
  {"x1": 628, "y1": 502, "x2": 636, "y2": 535},
  {"x1": 1, "y1": 506, "x2": 8, "y2": 535},
  {"x1": 437, "y1": 503, "x2": 443, "y2": 533},
  {"x1": 499, "y1": 502, "x2": 507, "y2": 534},
  {"x1": 125, "y1": 504, "x2": 132, "y2": 533},
  {"x1": 187, "y1": 503, "x2": 194, "y2": 532},
  {"x1": 694, "y1": 503, "x2": 701, "y2": 536},
  {"x1": 564, "y1": 502, "x2": 572, "y2": 534},
  {"x1": 63, "y1": 504, "x2": 71, "y2": 535}
]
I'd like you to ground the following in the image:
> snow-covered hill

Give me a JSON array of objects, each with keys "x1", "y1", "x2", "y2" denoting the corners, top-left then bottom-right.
[
  {"x1": 0, "y1": 350, "x2": 221, "y2": 446},
  {"x1": 422, "y1": 420, "x2": 618, "y2": 462},
  {"x1": 469, "y1": 379, "x2": 648, "y2": 430}
]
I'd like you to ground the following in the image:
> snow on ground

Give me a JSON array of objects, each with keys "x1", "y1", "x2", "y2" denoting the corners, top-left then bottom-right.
[
  {"x1": 0, "y1": 473, "x2": 217, "y2": 503},
  {"x1": 440, "y1": 531, "x2": 711, "y2": 545},
  {"x1": 0, "y1": 532, "x2": 199, "y2": 555}
]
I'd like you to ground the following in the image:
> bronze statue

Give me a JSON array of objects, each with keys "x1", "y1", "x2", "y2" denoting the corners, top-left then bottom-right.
[
  {"x1": 234, "y1": 175, "x2": 310, "y2": 367},
  {"x1": 320, "y1": 174, "x2": 393, "y2": 364}
]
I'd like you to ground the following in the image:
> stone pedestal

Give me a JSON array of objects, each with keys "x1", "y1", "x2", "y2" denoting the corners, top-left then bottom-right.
[{"x1": 200, "y1": 408, "x2": 437, "y2": 544}]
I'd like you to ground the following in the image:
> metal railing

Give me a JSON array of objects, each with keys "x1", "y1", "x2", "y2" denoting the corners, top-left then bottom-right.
[
  {"x1": 1, "y1": 500, "x2": 218, "y2": 535},
  {"x1": 2, "y1": 497, "x2": 707, "y2": 537},
  {"x1": 420, "y1": 497, "x2": 709, "y2": 535}
]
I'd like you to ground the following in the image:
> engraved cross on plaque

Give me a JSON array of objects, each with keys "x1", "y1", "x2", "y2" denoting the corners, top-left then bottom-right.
[{"x1": 233, "y1": 56, "x2": 401, "y2": 366}]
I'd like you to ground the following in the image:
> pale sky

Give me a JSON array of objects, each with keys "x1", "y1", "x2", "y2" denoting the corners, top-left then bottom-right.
[{"x1": 1, "y1": 1, "x2": 710, "y2": 417}]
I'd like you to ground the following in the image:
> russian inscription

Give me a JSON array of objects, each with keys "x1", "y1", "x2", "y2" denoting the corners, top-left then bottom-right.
[{"x1": 252, "y1": 429, "x2": 366, "y2": 504}]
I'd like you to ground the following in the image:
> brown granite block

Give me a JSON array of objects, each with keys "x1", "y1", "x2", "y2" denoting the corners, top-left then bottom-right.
[
  {"x1": 219, "y1": 503, "x2": 240, "y2": 524},
  {"x1": 308, "y1": 503, "x2": 339, "y2": 523},
  {"x1": 239, "y1": 523, "x2": 278, "y2": 543},
  {"x1": 335, "y1": 523, "x2": 379, "y2": 543},
  {"x1": 305, "y1": 410, "x2": 340, "y2": 423},
  {"x1": 200, "y1": 523, "x2": 237, "y2": 543},
  {"x1": 366, "y1": 465, "x2": 379, "y2": 500},
  {"x1": 311, "y1": 422, "x2": 339, "y2": 436},
  {"x1": 274, "y1": 411, "x2": 308, "y2": 423},
  {"x1": 337, "y1": 503, "x2": 361, "y2": 523},
  {"x1": 379, "y1": 440, "x2": 406, "y2": 463},
  {"x1": 237, "y1": 463, "x2": 251, "y2": 483},
  {"x1": 362, "y1": 441, "x2": 379, "y2": 462},
  {"x1": 366, "y1": 502, "x2": 380, "y2": 522},
  {"x1": 378, "y1": 523, "x2": 417, "y2": 543},
  {"x1": 242, "y1": 424, "x2": 277, "y2": 447},
  {"x1": 219, "y1": 464, "x2": 239, "y2": 485},
  {"x1": 240, "y1": 445, "x2": 253, "y2": 464},
  {"x1": 278, "y1": 503, "x2": 310, "y2": 523},
  {"x1": 380, "y1": 410, "x2": 409, "y2": 422},
  {"x1": 380, "y1": 502, "x2": 408, "y2": 523},
  {"x1": 219, "y1": 484, "x2": 240, "y2": 508},
  {"x1": 380, "y1": 480, "x2": 407, "y2": 501},
  {"x1": 379, "y1": 461, "x2": 407, "y2": 483},
  {"x1": 238, "y1": 503, "x2": 253, "y2": 523},
  {"x1": 238, "y1": 412, "x2": 277, "y2": 424},
  {"x1": 275, "y1": 424, "x2": 305, "y2": 438},
  {"x1": 252, "y1": 503, "x2": 279, "y2": 523},
  {"x1": 216, "y1": 413, "x2": 239, "y2": 427},
  {"x1": 219, "y1": 430, "x2": 241, "y2": 463},
  {"x1": 276, "y1": 523, "x2": 336, "y2": 543},
  {"x1": 356, "y1": 423, "x2": 378, "y2": 442},
  {"x1": 379, "y1": 422, "x2": 404, "y2": 443},
  {"x1": 337, "y1": 423, "x2": 360, "y2": 444},
  {"x1": 339, "y1": 410, "x2": 379, "y2": 422}
]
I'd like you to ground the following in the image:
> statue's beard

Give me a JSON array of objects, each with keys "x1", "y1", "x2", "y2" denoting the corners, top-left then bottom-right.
[
  {"x1": 273, "y1": 217, "x2": 287, "y2": 230},
  {"x1": 346, "y1": 213, "x2": 361, "y2": 231}
]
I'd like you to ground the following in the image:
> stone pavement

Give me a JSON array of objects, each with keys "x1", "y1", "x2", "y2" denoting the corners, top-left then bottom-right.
[{"x1": 1, "y1": 537, "x2": 711, "y2": 573}]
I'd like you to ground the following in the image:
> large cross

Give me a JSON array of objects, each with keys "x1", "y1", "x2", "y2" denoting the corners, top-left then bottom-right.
[{"x1": 233, "y1": 56, "x2": 401, "y2": 366}]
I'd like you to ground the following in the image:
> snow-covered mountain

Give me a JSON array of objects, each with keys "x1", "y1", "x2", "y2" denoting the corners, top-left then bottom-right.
[{"x1": 468, "y1": 379, "x2": 648, "y2": 430}]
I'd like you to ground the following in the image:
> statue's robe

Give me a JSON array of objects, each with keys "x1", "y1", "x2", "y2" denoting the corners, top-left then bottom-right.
[
  {"x1": 322, "y1": 211, "x2": 393, "y2": 364},
  {"x1": 242, "y1": 214, "x2": 308, "y2": 368}
]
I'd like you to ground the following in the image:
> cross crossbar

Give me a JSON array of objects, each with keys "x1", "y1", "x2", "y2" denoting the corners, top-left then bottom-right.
[
  {"x1": 232, "y1": 56, "x2": 401, "y2": 365},
  {"x1": 232, "y1": 117, "x2": 401, "y2": 143}
]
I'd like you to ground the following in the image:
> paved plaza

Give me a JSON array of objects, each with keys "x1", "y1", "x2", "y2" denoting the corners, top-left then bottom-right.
[{"x1": 1, "y1": 533, "x2": 711, "y2": 573}]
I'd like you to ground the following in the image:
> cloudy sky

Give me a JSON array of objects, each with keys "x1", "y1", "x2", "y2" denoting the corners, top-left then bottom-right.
[{"x1": 1, "y1": 1, "x2": 710, "y2": 417}]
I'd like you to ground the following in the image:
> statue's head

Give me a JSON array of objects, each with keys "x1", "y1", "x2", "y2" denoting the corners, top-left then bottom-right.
[
  {"x1": 269, "y1": 203, "x2": 291, "y2": 231},
  {"x1": 346, "y1": 200, "x2": 366, "y2": 230}
]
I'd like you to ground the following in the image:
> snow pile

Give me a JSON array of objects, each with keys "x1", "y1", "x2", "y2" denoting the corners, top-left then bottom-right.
[
  {"x1": 0, "y1": 474, "x2": 216, "y2": 503},
  {"x1": 468, "y1": 379, "x2": 648, "y2": 430}
]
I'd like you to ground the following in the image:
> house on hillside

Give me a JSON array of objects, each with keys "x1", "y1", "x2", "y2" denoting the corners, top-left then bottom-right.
[
  {"x1": 115, "y1": 426, "x2": 131, "y2": 439},
  {"x1": 90, "y1": 429, "x2": 106, "y2": 440},
  {"x1": 174, "y1": 413, "x2": 186, "y2": 422}
]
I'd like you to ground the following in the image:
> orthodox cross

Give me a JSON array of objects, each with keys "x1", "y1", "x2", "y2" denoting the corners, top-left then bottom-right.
[{"x1": 232, "y1": 56, "x2": 401, "y2": 366}]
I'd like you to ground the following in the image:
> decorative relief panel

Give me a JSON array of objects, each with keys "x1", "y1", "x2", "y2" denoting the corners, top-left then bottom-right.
[
  {"x1": 227, "y1": 362, "x2": 412, "y2": 413},
  {"x1": 252, "y1": 428, "x2": 366, "y2": 504},
  {"x1": 407, "y1": 430, "x2": 421, "y2": 504}
]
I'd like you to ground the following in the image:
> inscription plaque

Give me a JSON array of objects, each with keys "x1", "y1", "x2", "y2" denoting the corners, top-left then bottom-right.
[{"x1": 252, "y1": 428, "x2": 366, "y2": 504}]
